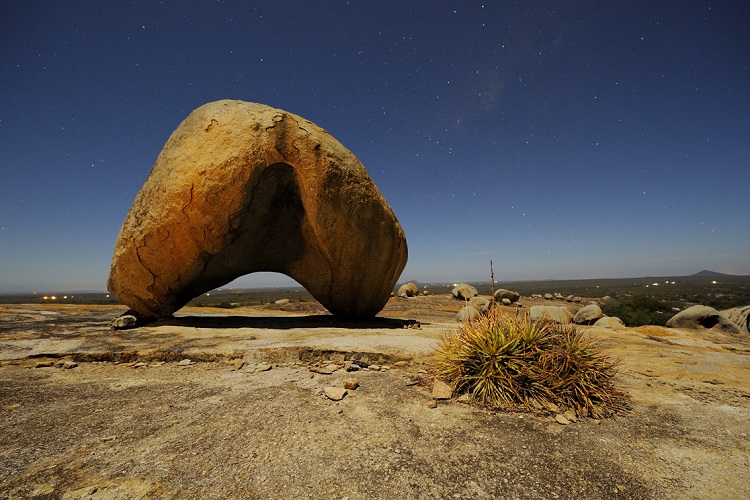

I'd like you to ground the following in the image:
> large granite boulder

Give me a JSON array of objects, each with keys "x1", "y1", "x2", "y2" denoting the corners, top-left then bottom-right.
[
  {"x1": 720, "y1": 306, "x2": 750, "y2": 334},
  {"x1": 666, "y1": 305, "x2": 739, "y2": 333},
  {"x1": 109, "y1": 100, "x2": 408, "y2": 319}
]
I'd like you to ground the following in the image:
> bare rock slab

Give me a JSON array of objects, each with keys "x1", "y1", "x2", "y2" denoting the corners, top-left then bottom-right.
[{"x1": 109, "y1": 100, "x2": 408, "y2": 319}]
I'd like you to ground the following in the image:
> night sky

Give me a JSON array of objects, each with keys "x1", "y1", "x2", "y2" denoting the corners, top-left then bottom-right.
[{"x1": 1, "y1": 1, "x2": 749, "y2": 294}]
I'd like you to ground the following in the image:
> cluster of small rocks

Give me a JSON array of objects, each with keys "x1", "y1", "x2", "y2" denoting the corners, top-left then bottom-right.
[
  {"x1": 452, "y1": 284, "x2": 522, "y2": 322},
  {"x1": 428, "y1": 379, "x2": 592, "y2": 424},
  {"x1": 531, "y1": 293, "x2": 583, "y2": 303},
  {"x1": 34, "y1": 359, "x2": 78, "y2": 369}
]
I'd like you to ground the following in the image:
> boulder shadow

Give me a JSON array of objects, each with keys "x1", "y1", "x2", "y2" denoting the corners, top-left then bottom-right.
[{"x1": 151, "y1": 315, "x2": 417, "y2": 330}]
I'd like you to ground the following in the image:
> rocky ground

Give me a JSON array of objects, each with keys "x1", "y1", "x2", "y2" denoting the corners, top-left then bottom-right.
[{"x1": 1, "y1": 295, "x2": 749, "y2": 499}]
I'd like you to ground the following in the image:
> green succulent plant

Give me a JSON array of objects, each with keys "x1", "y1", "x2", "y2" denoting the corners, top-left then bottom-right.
[{"x1": 434, "y1": 309, "x2": 628, "y2": 418}]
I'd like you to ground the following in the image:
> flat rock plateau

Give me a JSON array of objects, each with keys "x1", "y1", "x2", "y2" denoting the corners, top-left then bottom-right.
[{"x1": 1, "y1": 295, "x2": 749, "y2": 499}]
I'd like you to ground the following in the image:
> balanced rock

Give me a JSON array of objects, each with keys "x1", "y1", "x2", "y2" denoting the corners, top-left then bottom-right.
[
  {"x1": 452, "y1": 284, "x2": 478, "y2": 301},
  {"x1": 666, "y1": 305, "x2": 740, "y2": 333},
  {"x1": 108, "y1": 100, "x2": 407, "y2": 319},
  {"x1": 397, "y1": 282, "x2": 419, "y2": 297}
]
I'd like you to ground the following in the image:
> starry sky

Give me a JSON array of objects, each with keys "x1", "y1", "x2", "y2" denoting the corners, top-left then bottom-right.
[{"x1": 1, "y1": 1, "x2": 749, "y2": 293}]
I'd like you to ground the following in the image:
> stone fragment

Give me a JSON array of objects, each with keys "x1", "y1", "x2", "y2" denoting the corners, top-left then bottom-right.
[
  {"x1": 111, "y1": 314, "x2": 137, "y2": 330},
  {"x1": 256, "y1": 363, "x2": 272, "y2": 372},
  {"x1": 108, "y1": 100, "x2": 408, "y2": 320},
  {"x1": 343, "y1": 377, "x2": 359, "y2": 390},
  {"x1": 62, "y1": 361, "x2": 78, "y2": 369},
  {"x1": 432, "y1": 380, "x2": 454, "y2": 400},
  {"x1": 35, "y1": 361, "x2": 54, "y2": 368},
  {"x1": 233, "y1": 360, "x2": 247, "y2": 371},
  {"x1": 344, "y1": 361, "x2": 360, "y2": 372},
  {"x1": 274, "y1": 298, "x2": 290, "y2": 305},
  {"x1": 556, "y1": 414, "x2": 571, "y2": 425},
  {"x1": 427, "y1": 400, "x2": 438, "y2": 409},
  {"x1": 562, "y1": 410, "x2": 578, "y2": 423},
  {"x1": 324, "y1": 386, "x2": 347, "y2": 401},
  {"x1": 310, "y1": 364, "x2": 338, "y2": 375},
  {"x1": 177, "y1": 359, "x2": 192, "y2": 366},
  {"x1": 369, "y1": 364, "x2": 381, "y2": 371}
]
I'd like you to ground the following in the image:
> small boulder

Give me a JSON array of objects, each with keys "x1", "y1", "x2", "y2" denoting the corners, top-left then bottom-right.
[
  {"x1": 529, "y1": 305, "x2": 573, "y2": 324},
  {"x1": 502, "y1": 298, "x2": 512, "y2": 306},
  {"x1": 594, "y1": 316, "x2": 626, "y2": 328},
  {"x1": 469, "y1": 296, "x2": 490, "y2": 313},
  {"x1": 456, "y1": 305, "x2": 482, "y2": 322},
  {"x1": 494, "y1": 289, "x2": 520, "y2": 303},
  {"x1": 666, "y1": 305, "x2": 740, "y2": 333},
  {"x1": 452, "y1": 284, "x2": 478, "y2": 301},
  {"x1": 573, "y1": 304, "x2": 603, "y2": 325},
  {"x1": 397, "y1": 282, "x2": 419, "y2": 297}
]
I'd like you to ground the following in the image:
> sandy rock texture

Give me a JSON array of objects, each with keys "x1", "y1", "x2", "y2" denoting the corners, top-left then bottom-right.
[
  {"x1": 0, "y1": 297, "x2": 749, "y2": 498},
  {"x1": 109, "y1": 100, "x2": 407, "y2": 319}
]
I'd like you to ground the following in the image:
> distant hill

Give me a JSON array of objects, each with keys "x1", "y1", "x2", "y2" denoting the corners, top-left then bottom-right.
[{"x1": 690, "y1": 270, "x2": 740, "y2": 279}]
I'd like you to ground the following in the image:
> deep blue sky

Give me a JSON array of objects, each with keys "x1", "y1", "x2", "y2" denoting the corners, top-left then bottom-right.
[{"x1": 1, "y1": 1, "x2": 749, "y2": 293}]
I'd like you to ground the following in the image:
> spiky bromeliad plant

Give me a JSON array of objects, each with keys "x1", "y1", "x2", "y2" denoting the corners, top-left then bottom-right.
[{"x1": 434, "y1": 309, "x2": 628, "y2": 418}]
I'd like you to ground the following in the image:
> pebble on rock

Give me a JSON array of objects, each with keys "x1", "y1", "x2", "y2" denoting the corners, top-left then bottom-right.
[
  {"x1": 343, "y1": 377, "x2": 359, "y2": 390},
  {"x1": 432, "y1": 380, "x2": 454, "y2": 400}
]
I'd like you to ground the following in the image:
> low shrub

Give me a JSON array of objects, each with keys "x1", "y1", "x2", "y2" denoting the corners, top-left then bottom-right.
[
  {"x1": 601, "y1": 296, "x2": 679, "y2": 326},
  {"x1": 433, "y1": 309, "x2": 627, "y2": 418}
]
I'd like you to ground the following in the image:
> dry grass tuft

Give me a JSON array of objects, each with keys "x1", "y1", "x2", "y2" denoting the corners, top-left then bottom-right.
[{"x1": 434, "y1": 309, "x2": 628, "y2": 418}]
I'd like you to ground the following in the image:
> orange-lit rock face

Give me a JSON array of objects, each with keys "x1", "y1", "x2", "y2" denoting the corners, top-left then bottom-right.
[{"x1": 108, "y1": 100, "x2": 407, "y2": 318}]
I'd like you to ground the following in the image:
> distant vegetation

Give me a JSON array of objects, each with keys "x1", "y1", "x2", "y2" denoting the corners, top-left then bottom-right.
[{"x1": 600, "y1": 296, "x2": 679, "y2": 327}]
